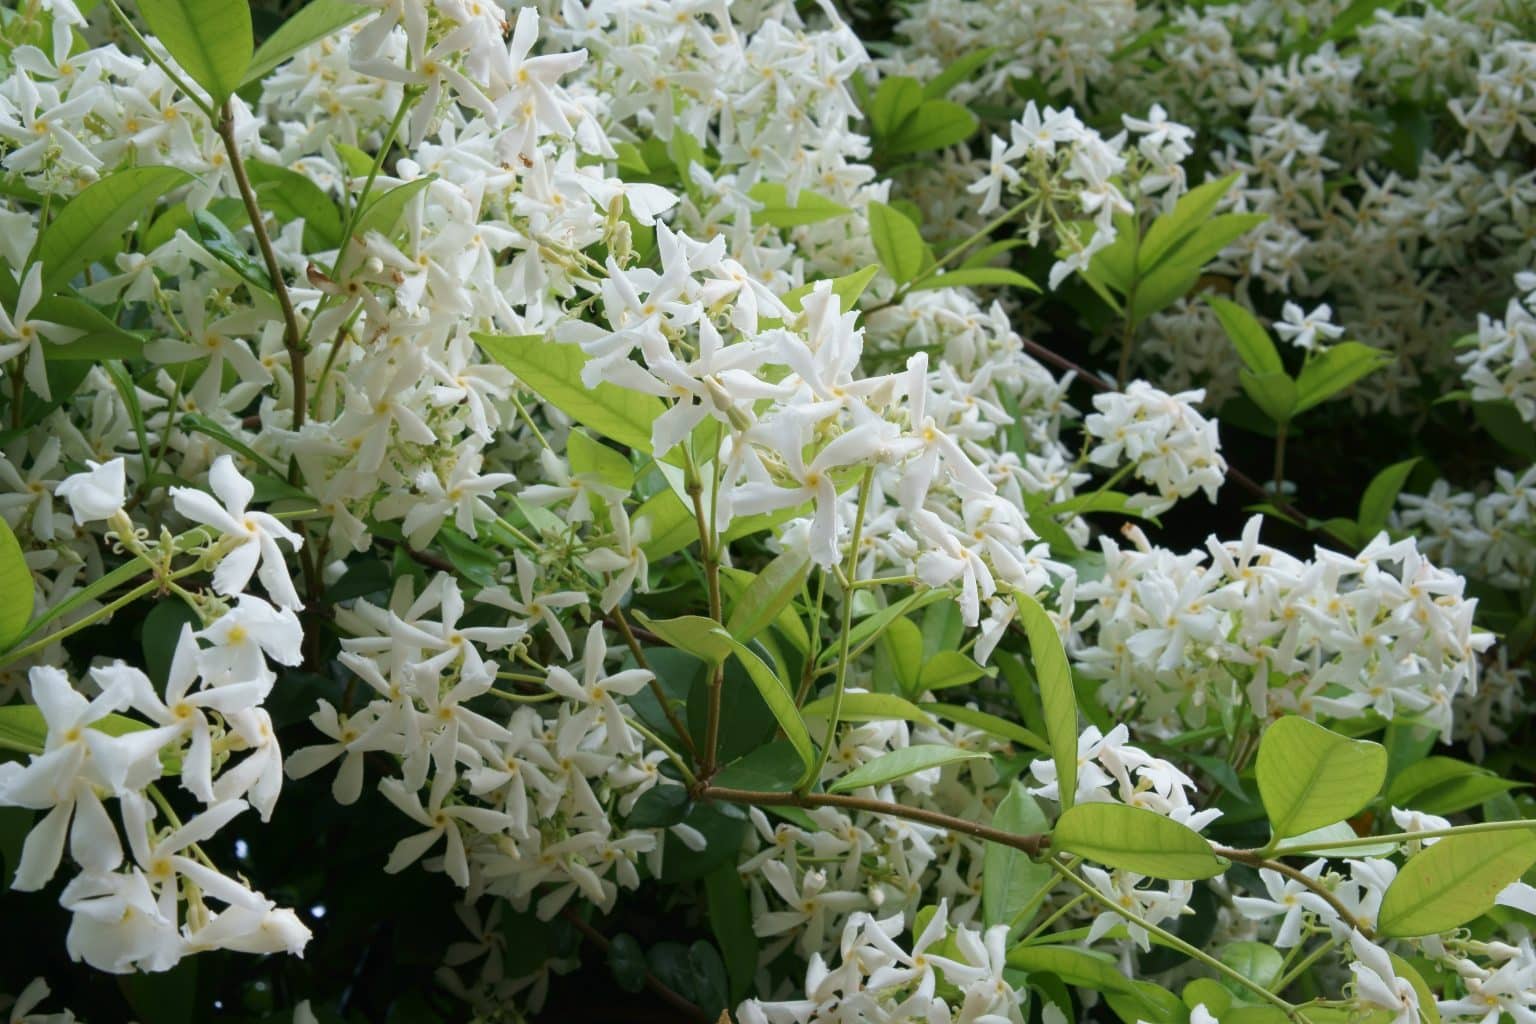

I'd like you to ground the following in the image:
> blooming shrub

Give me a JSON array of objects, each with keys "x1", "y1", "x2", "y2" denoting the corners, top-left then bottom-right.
[{"x1": 0, "y1": 0, "x2": 1534, "y2": 1021}]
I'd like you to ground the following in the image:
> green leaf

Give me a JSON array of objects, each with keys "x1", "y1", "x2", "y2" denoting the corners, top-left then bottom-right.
[
  {"x1": 1256, "y1": 716, "x2": 1387, "y2": 840},
  {"x1": 868, "y1": 201, "x2": 930, "y2": 285},
  {"x1": 906, "y1": 266, "x2": 1039, "y2": 293},
  {"x1": 801, "y1": 691, "x2": 936, "y2": 727},
  {"x1": 566, "y1": 429, "x2": 635, "y2": 492},
  {"x1": 1358, "y1": 457, "x2": 1419, "y2": 536},
  {"x1": 1377, "y1": 829, "x2": 1536, "y2": 937},
  {"x1": 0, "y1": 517, "x2": 31, "y2": 649},
  {"x1": 726, "y1": 548, "x2": 810, "y2": 646},
  {"x1": 827, "y1": 744, "x2": 988, "y2": 794},
  {"x1": 915, "y1": 651, "x2": 988, "y2": 693},
  {"x1": 1388, "y1": 757, "x2": 1527, "y2": 816},
  {"x1": 866, "y1": 76, "x2": 923, "y2": 138},
  {"x1": 883, "y1": 100, "x2": 978, "y2": 156},
  {"x1": 194, "y1": 210, "x2": 272, "y2": 291},
  {"x1": 246, "y1": 160, "x2": 344, "y2": 250},
  {"x1": 242, "y1": 0, "x2": 367, "y2": 86},
  {"x1": 714, "y1": 741, "x2": 805, "y2": 793},
  {"x1": 879, "y1": 615, "x2": 924, "y2": 695},
  {"x1": 1016, "y1": 592, "x2": 1077, "y2": 811},
  {"x1": 1052, "y1": 803, "x2": 1227, "y2": 880},
  {"x1": 927, "y1": 703, "x2": 1045, "y2": 750},
  {"x1": 705, "y1": 865, "x2": 757, "y2": 1003},
  {"x1": 747, "y1": 182, "x2": 851, "y2": 228},
  {"x1": 1208, "y1": 296, "x2": 1283, "y2": 376},
  {"x1": 984, "y1": 782, "x2": 1053, "y2": 936},
  {"x1": 636, "y1": 489, "x2": 695, "y2": 559},
  {"x1": 635, "y1": 612, "x2": 734, "y2": 664},
  {"x1": 1128, "y1": 213, "x2": 1266, "y2": 324},
  {"x1": 475, "y1": 333, "x2": 662, "y2": 453},
  {"x1": 720, "y1": 637, "x2": 816, "y2": 777},
  {"x1": 1138, "y1": 174, "x2": 1241, "y2": 272},
  {"x1": 1218, "y1": 942, "x2": 1284, "y2": 996},
  {"x1": 778, "y1": 265, "x2": 880, "y2": 317},
  {"x1": 1005, "y1": 945, "x2": 1141, "y2": 996},
  {"x1": 1240, "y1": 370, "x2": 1297, "y2": 425},
  {"x1": 32, "y1": 166, "x2": 191, "y2": 290},
  {"x1": 1293, "y1": 342, "x2": 1390, "y2": 414},
  {"x1": 922, "y1": 48, "x2": 997, "y2": 99},
  {"x1": 353, "y1": 176, "x2": 434, "y2": 243},
  {"x1": 607, "y1": 934, "x2": 647, "y2": 993},
  {"x1": 0, "y1": 704, "x2": 154, "y2": 755},
  {"x1": 1473, "y1": 401, "x2": 1536, "y2": 460},
  {"x1": 136, "y1": 0, "x2": 253, "y2": 104}
]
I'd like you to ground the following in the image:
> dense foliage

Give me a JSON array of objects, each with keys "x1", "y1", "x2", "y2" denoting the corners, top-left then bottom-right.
[{"x1": 0, "y1": 0, "x2": 1534, "y2": 1022}]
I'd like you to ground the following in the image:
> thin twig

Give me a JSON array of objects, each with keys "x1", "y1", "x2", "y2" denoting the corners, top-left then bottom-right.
[
  {"x1": 560, "y1": 908, "x2": 712, "y2": 1024},
  {"x1": 702, "y1": 786, "x2": 1048, "y2": 855},
  {"x1": 216, "y1": 100, "x2": 307, "y2": 429}
]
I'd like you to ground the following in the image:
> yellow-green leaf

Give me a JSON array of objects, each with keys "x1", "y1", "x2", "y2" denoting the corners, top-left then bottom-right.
[
  {"x1": 0, "y1": 517, "x2": 32, "y2": 649},
  {"x1": 136, "y1": 0, "x2": 253, "y2": 104},
  {"x1": 1377, "y1": 828, "x2": 1536, "y2": 937},
  {"x1": 33, "y1": 167, "x2": 191, "y2": 290},
  {"x1": 827, "y1": 744, "x2": 988, "y2": 794},
  {"x1": 1017, "y1": 592, "x2": 1077, "y2": 810},
  {"x1": 1052, "y1": 802, "x2": 1227, "y2": 880},
  {"x1": 475, "y1": 332, "x2": 662, "y2": 453},
  {"x1": 1256, "y1": 716, "x2": 1387, "y2": 841}
]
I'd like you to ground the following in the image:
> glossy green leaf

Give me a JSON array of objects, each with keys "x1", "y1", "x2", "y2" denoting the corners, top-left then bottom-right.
[
  {"x1": 868, "y1": 201, "x2": 929, "y2": 285},
  {"x1": 1128, "y1": 212, "x2": 1266, "y2": 323},
  {"x1": 866, "y1": 76, "x2": 923, "y2": 138},
  {"x1": 1016, "y1": 592, "x2": 1077, "y2": 810},
  {"x1": 801, "y1": 691, "x2": 935, "y2": 727},
  {"x1": 566, "y1": 429, "x2": 634, "y2": 492},
  {"x1": 705, "y1": 865, "x2": 757, "y2": 1003},
  {"x1": 1293, "y1": 342, "x2": 1390, "y2": 414},
  {"x1": 475, "y1": 333, "x2": 662, "y2": 453},
  {"x1": 194, "y1": 210, "x2": 271, "y2": 291},
  {"x1": 242, "y1": 0, "x2": 368, "y2": 85},
  {"x1": 635, "y1": 613, "x2": 733, "y2": 664},
  {"x1": 1209, "y1": 296, "x2": 1283, "y2": 376},
  {"x1": 827, "y1": 744, "x2": 988, "y2": 794},
  {"x1": 984, "y1": 782, "x2": 1053, "y2": 936},
  {"x1": 137, "y1": 0, "x2": 253, "y2": 103},
  {"x1": 916, "y1": 650, "x2": 987, "y2": 692},
  {"x1": 883, "y1": 100, "x2": 978, "y2": 156},
  {"x1": 747, "y1": 182, "x2": 851, "y2": 228},
  {"x1": 1256, "y1": 716, "x2": 1387, "y2": 840},
  {"x1": 1218, "y1": 942, "x2": 1284, "y2": 996},
  {"x1": 353, "y1": 176, "x2": 434, "y2": 243},
  {"x1": 1357, "y1": 457, "x2": 1419, "y2": 537},
  {"x1": 1378, "y1": 829, "x2": 1536, "y2": 937},
  {"x1": 32, "y1": 166, "x2": 191, "y2": 290},
  {"x1": 927, "y1": 703, "x2": 1045, "y2": 750},
  {"x1": 1005, "y1": 944, "x2": 1140, "y2": 996},
  {"x1": 246, "y1": 160, "x2": 345, "y2": 250},
  {"x1": 1138, "y1": 174, "x2": 1241, "y2": 271},
  {"x1": 0, "y1": 517, "x2": 31, "y2": 649},
  {"x1": 779, "y1": 265, "x2": 880, "y2": 317},
  {"x1": 1052, "y1": 802, "x2": 1227, "y2": 880},
  {"x1": 726, "y1": 548, "x2": 810, "y2": 645},
  {"x1": 1388, "y1": 757, "x2": 1527, "y2": 816},
  {"x1": 906, "y1": 266, "x2": 1039, "y2": 293},
  {"x1": 720, "y1": 637, "x2": 816, "y2": 776},
  {"x1": 1240, "y1": 370, "x2": 1298, "y2": 424}
]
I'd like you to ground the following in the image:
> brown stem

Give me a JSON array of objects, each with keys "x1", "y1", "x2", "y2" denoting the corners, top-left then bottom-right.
[
  {"x1": 689, "y1": 478, "x2": 725, "y2": 778},
  {"x1": 560, "y1": 908, "x2": 711, "y2": 1024},
  {"x1": 702, "y1": 786, "x2": 1049, "y2": 856},
  {"x1": 216, "y1": 100, "x2": 306, "y2": 430},
  {"x1": 612, "y1": 606, "x2": 697, "y2": 758}
]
